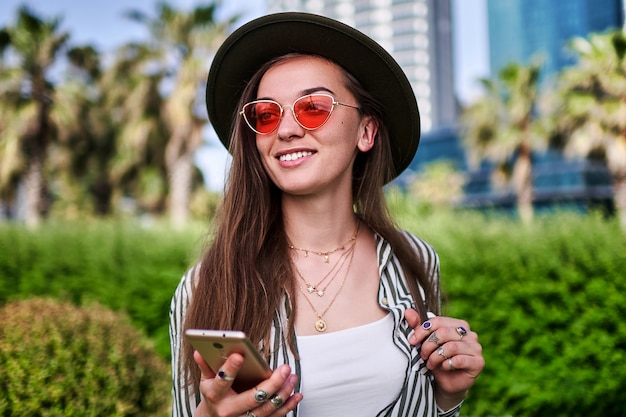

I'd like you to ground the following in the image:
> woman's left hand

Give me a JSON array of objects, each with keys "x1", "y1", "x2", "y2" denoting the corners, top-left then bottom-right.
[{"x1": 405, "y1": 309, "x2": 484, "y2": 409}]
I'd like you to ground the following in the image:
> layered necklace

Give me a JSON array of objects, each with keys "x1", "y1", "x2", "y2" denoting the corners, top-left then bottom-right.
[
  {"x1": 294, "y1": 239, "x2": 355, "y2": 297},
  {"x1": 289, "y1": 221, "x2": 360, "y2": 296},
  {"x1": 289, "y1": 224, "x2": 358, "y2": 263},
  {"x1": 291, "y1": 221, "x2": 360, "y2": 332}
]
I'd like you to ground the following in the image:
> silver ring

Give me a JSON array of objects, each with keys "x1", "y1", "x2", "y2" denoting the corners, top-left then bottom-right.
[
  {"x1": 437, "y1": 346, "x2": 448, "y2": 359},
  {"x1": 246, "y1": 412, "x2": 256, "y2": 417},
  {"x1": 217, "y1": 369, "x2": 235, "y2": 381},
  {"x1": 254, "y1": 389, "x2": 269, "y2": 403},
  {"x1": 270, "y1": 394, "x2": 284, "y2": 408},
  {"x1": 427, "y1": 331, "x2": 440, "y2": 345},
  {"x1": 448, "y1": 358, "x2": 456, "y2": 370},
  {"x1": 456, "y1": 326, "x2": 468, "y2": 340}
]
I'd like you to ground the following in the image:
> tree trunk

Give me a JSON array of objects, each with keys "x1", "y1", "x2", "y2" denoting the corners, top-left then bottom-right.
[
  {"x1": 166, "y1": 123, "x2": 202, "y2": 229},
  {"x1": 20, "y1": 73, "x2": 51, "y2": 228},
  {"x1": 22, "y1": 154, "x2": 43, "y2": 229},
  {"x1": 163, "y1": 52, "x2": 207, "y2": 226},
  {"x1": 168, "y1": 153, "x2": 193, "y2": 229},
  {"x1": 513, "y1": 145, "x2": 534, "y2": 225},
  {"x1": 92, "y1": 177, "x2": 113, "y2": 216}
]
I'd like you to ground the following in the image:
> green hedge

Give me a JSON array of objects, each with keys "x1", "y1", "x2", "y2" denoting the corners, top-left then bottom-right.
[
  {"x1": 0, "y1": 298, "x2": 170, "y2": 416},
  {"x1": 393, "y1": 208, "x2": 626, "y2": 416},
  {"x1": 1, "y1": 211, "x2": 625, "y2": 416},
  {"x1": 0, "y1": 220, "x2": 203, "y2": 359}
]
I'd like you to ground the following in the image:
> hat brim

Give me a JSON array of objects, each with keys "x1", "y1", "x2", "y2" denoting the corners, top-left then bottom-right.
[{"x1": 206, "y1": 12, "x2": 420, "y2": 180}]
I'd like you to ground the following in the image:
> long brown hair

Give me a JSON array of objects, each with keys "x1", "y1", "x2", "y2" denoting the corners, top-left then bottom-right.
[{"x1": 182, "y1": 53, "x2": 439, "y2": 389}]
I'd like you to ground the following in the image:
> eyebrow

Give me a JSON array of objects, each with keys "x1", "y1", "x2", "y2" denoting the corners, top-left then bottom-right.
[{"x1": 257, "y1": 86, "x2": 335, "y2": 101}]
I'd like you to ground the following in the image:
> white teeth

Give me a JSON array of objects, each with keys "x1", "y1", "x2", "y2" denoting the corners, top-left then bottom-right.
[{"x1": 279, "y1": 151, "x2": 312, "y2": 161}]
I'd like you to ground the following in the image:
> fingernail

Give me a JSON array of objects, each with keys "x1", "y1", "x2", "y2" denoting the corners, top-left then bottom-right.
[
  {"x1": 280, "y1": 365, "x2": 291, "y2": 377},
  {"x1": 408, "y1": 333, "x2": 417, "y2": 344}
]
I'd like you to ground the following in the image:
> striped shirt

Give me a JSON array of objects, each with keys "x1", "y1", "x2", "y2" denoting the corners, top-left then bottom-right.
[{"x1": 169, "y1": 231, "x2": 463, "y2": 417}]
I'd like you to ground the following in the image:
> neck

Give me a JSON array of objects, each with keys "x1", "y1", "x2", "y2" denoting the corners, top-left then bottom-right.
[{"x1": 282, "y1": 193, "x2": 358, "y2": 251}]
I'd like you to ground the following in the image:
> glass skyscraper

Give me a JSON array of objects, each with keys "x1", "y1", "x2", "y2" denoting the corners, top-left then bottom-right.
[
  {"x1": 461, "y1": 0, "x2": 624, "y2": 211},
  {"x1": 488, "y1": 0, "x2": 623, "y2": 78}
]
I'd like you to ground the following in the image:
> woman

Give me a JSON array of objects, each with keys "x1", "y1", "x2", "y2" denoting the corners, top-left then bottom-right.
[{"x1": 170, "y1": 12, "x2": 484, "y2": 417}]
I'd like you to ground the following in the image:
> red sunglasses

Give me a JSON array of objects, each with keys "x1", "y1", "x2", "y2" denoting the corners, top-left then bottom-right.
[{"x1": 240, "y1": 93, "x2": 359, "y2": 135}]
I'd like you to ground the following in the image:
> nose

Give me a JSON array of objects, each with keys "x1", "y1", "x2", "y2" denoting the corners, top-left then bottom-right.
[{"x1": 276, "y1": 105, "x2": 304, "y2": 139}]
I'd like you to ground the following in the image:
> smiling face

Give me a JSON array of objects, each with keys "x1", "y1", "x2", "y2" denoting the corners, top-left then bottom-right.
[{"x1": 251, "y1": 55, "x2": 378, "y2": 197}]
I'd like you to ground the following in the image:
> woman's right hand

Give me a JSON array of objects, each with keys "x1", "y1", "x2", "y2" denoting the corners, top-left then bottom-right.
[{"x1": 193, "y1": 351, "x2": 303, "y2": 417}]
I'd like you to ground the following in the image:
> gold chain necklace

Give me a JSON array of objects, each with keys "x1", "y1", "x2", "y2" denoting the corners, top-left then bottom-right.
[
  {"x1": 293, "y1": 240, "x2": 355, "y2": 297},
  {"x1": 297, "y1": 238, "x2": 357, "y2": 332},
  {"x1": 288, "y1": 222, "x2": 359, "y2": 263}
]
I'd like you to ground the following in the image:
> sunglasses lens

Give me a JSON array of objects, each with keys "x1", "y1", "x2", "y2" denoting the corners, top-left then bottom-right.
[
  {"x1": 242, "y1": 94, "x2": 336, "y2": 134},
  {"x1": 294, "y1": 95, "x2": 334, "y2": 129},
  {"x1": 243, "y1": 101, "x2": 282, "y2": 134}
]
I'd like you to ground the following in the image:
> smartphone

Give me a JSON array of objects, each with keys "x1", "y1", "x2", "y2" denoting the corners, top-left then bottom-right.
[{"x1": 185, "y1": 329, "x2": 272, "y2": 392}]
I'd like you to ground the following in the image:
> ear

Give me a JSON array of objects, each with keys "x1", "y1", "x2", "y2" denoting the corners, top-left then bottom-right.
[{"x1": 357, "y1": 116, "x2": 378, "y2": 153}]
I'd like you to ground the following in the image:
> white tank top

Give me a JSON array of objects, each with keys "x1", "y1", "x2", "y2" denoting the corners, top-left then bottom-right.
[{"x1": 296, "y1": 313, "x2": 406, "y2": 416}]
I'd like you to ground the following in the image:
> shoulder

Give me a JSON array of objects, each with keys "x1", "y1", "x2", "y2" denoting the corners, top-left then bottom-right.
[
  {"x1": 170, "y1": 263, "x2": 201, "y2": 312},
  {"x1": 399, "y1": 230, "x2": 438, "y2": 262},
  {"x1": 374, "y1": 229, "x2": 440, "y2": 283},
  {"x1": 401, "y1": 230, "x2": 440, "y2": 281},
  {"x1": 376, "y1": 229, "x2": 439, "y2": 264}
]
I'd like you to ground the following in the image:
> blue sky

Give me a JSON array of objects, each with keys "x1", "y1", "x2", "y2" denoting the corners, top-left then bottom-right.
[
  {"x1": 0, "y1": 0, "x2": 266, "y2": 51},
  {"x1": 0, "y1": 0, "x2": 489, "y2": 189}
]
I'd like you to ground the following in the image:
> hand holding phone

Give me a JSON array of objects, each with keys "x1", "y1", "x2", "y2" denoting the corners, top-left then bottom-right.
[{"x1": 185, "y1": 329, "x2": 272, "y2": 392}]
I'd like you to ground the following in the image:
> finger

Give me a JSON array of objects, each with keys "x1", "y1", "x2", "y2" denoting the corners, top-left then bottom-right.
[
  {"x1": 267, "y1": 376, "x2": 297, "y2": 410},
  {"x1": 404, "y1": 308, "x2": 422, "y2": 329},
  {"x1": 426, "y1": 339, "x2": 484, "y2": 371},
  {"x1": 243, "y1": 365, "x2": 293, "y2": 411},
  {"x1": 193, "y1": 350, "x2": 215, "y2": 380},
  {"x1": 275, "y1": 391, "x2": 304, "y2": 416},
  {"x1": 202, "y1": 352, "x2": 244, "y2": 403},
  {"x1": 442, "y1": 353, "x2": 485, "y2": 377},
  {"x1": 422, "y1": 325, "x2": 473, "y2": 360},
  {"x1": 269, "y1": 379, "x2": 304, "y2": 417},
  {"x1": 436, "y1": 326, "x2": 477, "y2": 346},
  {"x1": 416, "y1": 317, "x2": 471, "y2": 340},
  {"x1": 404, "y1": 309, "x2": 426, "y2": 346},
  {"x1": 447, "y1": 356, "x2": 456, "y2": 371},
  {"x1": 429, "y1": 353, "x2": 484, "y2": 398},
  {"x1": 425, "y1": 341, "x2": 460, "y2": 369},
  {"x1": 247, "y1": 373, "x2": 303, "y2": 417}
]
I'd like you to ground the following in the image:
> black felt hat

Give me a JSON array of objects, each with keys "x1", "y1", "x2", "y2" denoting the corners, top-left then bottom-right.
[{"x1": 206, "y1": 12, "x2": 420, "y2": 179}]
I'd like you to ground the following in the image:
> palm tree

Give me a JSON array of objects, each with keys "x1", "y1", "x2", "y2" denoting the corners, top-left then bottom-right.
[
  {"x1": 50, "y1": 41, "x2": 166, "y2": 219},
  {"x1": 460, "y1": 61, "x2": 546, "y2": 224},
  {"x1": 98, "y1": 42, "x2": 169, "y2": 216},
  {"x1": 0, "y1": 33, "x2": 24, "y2": 219},
  {"x1": 551, "y1": 29, "x2": 626, "y2": 231},
  {"x1": 50, "y1": 45, "x2": 116, "y2": 217},
  {"x1": 0, "y1": 6, "x2": 69, "y2": 227},
  {"x1": 125, "y1": 2, "x2": 233, "y2": 228}
]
